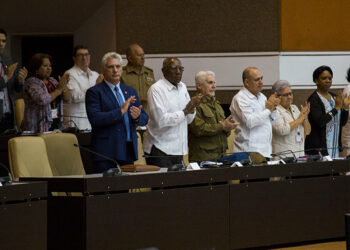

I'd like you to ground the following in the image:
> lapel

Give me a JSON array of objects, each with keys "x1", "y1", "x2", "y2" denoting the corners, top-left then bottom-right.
[
  {"x1": 119, "y1": 83, "x2": 130, "y2": 102},
  {"x1": 101, "y1": 81, "x2": 120, "y2": 108}
]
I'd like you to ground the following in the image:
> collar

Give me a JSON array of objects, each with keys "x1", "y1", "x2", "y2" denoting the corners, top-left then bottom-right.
[
  {"x1": 201, "y1": 95, "x2": 217, "y2": 104},
  {"x1": 242, "y1": 87, "x2": 261, "y2": 99},
  {"x1": 105, "y1": 80, "x2": 120, "y2": 91},
  {"x1": 73, "y1": 65, "x2": 92, "y2": 76},
  {"x1": 125, "y1": 64, "x2": 144, "y2": 74},
  {"x1": 277, "y1": 104, "x2": 293, "y2": 113},
  {"x1": 163, "y1": 77, "x2": 183, "y2": 91}
]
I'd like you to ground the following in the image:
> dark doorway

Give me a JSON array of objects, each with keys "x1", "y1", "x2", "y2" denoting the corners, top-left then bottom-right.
[{"x1": 21, "y1": 36, "x2": 74, "y2": 79}]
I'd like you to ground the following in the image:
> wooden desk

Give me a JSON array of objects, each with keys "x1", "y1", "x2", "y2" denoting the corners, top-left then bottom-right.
[
  {"x1": 0, "y1": 181, "x2": 47, "y2": 250},
  {"x1": 22, "y1": 160, "x2": 350, "y2": 250}
]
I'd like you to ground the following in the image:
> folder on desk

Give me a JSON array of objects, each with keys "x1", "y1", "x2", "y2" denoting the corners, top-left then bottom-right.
[{"x1": 121, "y1": 164, "x2": 160, "y2": 172}]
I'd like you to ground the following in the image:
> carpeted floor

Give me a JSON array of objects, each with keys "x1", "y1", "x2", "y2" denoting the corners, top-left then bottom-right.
[{"x1": 274, "y1": 241, "x2": 345, "y2": 250}]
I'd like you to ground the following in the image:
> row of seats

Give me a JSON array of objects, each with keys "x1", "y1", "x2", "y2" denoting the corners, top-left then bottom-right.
[
  {"x1": 11, "y1": 98, "x2": 235, "y2": 176},
  {"x1": 8, "y1": 133, "x2": 85, "y2": 180}
]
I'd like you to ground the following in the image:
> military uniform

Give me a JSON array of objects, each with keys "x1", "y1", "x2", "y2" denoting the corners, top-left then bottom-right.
[
  {"x1": 121, "y1": 65, "x2": 155, "y2": 112},
  {"x1": 188, "y1": 95, "x2": 229, "y2": 162}
]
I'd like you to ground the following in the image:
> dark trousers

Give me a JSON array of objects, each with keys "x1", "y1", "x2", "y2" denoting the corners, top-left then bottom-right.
[
  {"x1": 145, "y1": 145, "x2": 183, "y2": 169},
  {"x1": 93, "y1": 142, "x2": 135, "y2": 173},
  {"x1": 0, "y1": 113, "x2": 14, "y2": 134}
]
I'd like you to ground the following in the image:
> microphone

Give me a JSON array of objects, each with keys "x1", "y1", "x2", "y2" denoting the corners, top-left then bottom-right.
[
  {"x1": 142, "y1": 154, "x2": 186, "y2": 171},
  {"x1": 73, "y1": 144, "x2": 122, "y2": 176},
  {"x1": 273, "y1": 146, "x2": 345, "y2": 163},
  {"x1": 271, "y1": 150, "x2": 297, "y2": 163},
  {"x1": 0, "y1": 163, "x2": 12, "y2": 185},
  {"x1": 61, "y1": 115, "x2": 81, "y2": 133}
]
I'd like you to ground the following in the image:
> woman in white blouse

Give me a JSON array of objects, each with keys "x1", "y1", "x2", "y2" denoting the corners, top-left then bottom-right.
[{"x1": 272, "y1": 80, "x2": 311, "y2": 157}]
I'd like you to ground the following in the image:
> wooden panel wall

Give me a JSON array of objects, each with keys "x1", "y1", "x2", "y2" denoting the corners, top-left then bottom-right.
[
  {"x1": 281, "y1": 0, "x2": 350, "y2": 51},
  {"x1": 115, "y1": 0, "x2": 280, "y2": 54}
]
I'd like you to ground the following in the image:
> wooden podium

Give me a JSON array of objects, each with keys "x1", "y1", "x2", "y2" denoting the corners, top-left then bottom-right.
[{"x1": 0, "y1": 182, "x2": 47, "y2": 250}]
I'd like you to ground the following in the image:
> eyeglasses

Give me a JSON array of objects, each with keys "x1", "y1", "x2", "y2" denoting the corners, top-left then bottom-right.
[
  {"x1": 75, "y1": 53, "x2": 90, "y2": 58},
  {"x1": 280, "y1": 92, "x2": 293, "y2": 97},
  {"x1": 169, "y1": 66, "x2": 184, "y2": 72}
]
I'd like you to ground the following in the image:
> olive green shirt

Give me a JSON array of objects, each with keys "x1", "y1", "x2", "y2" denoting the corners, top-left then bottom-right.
[
  {"x1": 121, "y1": 65, "x2": 155, "y2": 112},
  {"x1": 188, "y1": 96, "x2": 229, "y2": 162}
]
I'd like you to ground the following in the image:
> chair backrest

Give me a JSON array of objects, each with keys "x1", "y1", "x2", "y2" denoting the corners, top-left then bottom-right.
[
  {"x1": 8, "y1": 136, "x2": 53, "y2": 179},
  {"x1": 134, "y1": 132, "x2": 146, "y2": 165},
  {"x1": 226, "y1": 131, "x2": 235, "y2": 153},
  {"x1": 40, "y1": 133, "x2": 86, "y2": 176},
  {"x1": 15, "y1": 98, "x2": 25, "y2": 129}
]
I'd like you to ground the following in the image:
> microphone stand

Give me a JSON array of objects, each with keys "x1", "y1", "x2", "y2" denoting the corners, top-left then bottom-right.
[
  {"x1": 73, "y1": 144, "x2": 122, "y2": 176},
  {"x1": 271, "y1": 150, "x2": 297, "y2": 163},
  {"x1": 143, "y1": 154, "x2": 186, "y2": 171}
]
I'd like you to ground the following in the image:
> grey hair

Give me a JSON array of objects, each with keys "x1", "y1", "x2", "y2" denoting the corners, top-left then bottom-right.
[
  {"x1": 101, "y1": 52, "x2": 123, "y2": 68},
  {"x1": 195, "y1": 71, "x2": 215, "y2": 85},
  {"x1": 272, "y1": 80, "x2": 291, "y2": 95}
]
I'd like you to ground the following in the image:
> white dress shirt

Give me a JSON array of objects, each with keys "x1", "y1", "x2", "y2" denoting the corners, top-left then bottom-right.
[
  {"x1": 230, "y1": 88, "x2": 278, "y2": 157},
  {"x1": 272, "y1": 104, "x2": 305, "y2": 157},
  {"x1": 143, "y1": 77, "x2": 195, "y2": 155},
  {"x1": 63, "y1": 65, "x2": 99, "y2": 130}
]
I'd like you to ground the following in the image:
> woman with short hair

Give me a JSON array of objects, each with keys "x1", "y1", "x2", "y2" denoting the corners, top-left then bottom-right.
[
  {"x1": 272, "y1": 80, "x2": 311, "y2": 157},
  {"x1": 305, "y1": 65, "x2": 350, "y2": 157}
]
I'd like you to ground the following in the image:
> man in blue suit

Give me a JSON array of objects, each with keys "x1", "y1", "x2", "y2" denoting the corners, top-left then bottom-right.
[{"x1": 86, "y1": 52, "x2": 148, "y2": 173}]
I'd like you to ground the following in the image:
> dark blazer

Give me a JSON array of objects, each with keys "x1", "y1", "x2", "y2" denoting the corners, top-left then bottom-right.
[
  {"x1": 0, "y1": 54, "x2": 23, "y2": 120},
  {"x1": 85, "y1": 81, "x2": 148, "y2": 162},
  {"x1": 305, "y1": 91, "x2": 348, "y2": 155}
]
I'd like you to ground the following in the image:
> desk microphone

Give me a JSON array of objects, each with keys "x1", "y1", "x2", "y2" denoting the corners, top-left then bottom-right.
[
  {"x1": 0, "y1": 163, "x2": 12, "y2": 185},
  {"x1": 142, "y1": 154, "x2": 186, "y2": 171},
  {"x1": 73, "y1": 144, "x2": 122, "y2": 176},
  {"x1": 273, "y1": 146, "x2": 345, "y2": 163},
  {"x1": 271, "y1": 150, "x2": 297, "y2": 163},
  {"x1": 304, "y1": 147, "x2": 344, "y2": 161},
  {"x1": 60, "y1": 115, "x2": 81, "y2": 133}
]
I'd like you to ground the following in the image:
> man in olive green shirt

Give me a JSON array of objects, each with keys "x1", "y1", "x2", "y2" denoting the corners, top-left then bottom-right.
[
  {"x1": 188, "y1": 71, "x2": 239, "y2": 162},
  {"x1": 121, "y1": 44, "x2": 155, "y2": 113}
]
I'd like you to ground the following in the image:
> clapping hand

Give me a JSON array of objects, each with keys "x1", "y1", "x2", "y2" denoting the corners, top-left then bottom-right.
[
  {"x1": 121, "y1": 96, "x2": 136, "y2": 115},
  {"x1": 220, "y1": 115, "x2": 239, "y2": 132},
  {"x1": 334, "y1": 90, "x2": 343, "y2": 110},
  {"x1": 299, "y1": 102, "x2": 310, "y2": 121},
  {"x1": 57, "y1": 73, "x2": 69, "y2": 90},
  {"x1": 96, "y1": 74, "x2": 104, "y2": 84},
  {"x1": 5, "y1": 62, "x2": 18, "y2": 80},
  {"x1": 130, "y1": 105, "x2": 142, "y2": 119},
  {"x1": 343, "y1": 95, "x2": 350, "y2": 110},
  {"x1": 184, "y1": 93, "x2": 203, "y2": 115},
  {"x1": 266, "y1": 93, "x2": 280, "y2": 112},
  {"x1": 17, "y1": 67, "x2": 28, "y2": 83}
]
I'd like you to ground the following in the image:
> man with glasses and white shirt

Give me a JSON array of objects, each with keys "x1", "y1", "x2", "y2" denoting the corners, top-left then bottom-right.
[
  {"x1": 143, "y1": 57, "x2": 202, "y2": 168},
  {"x1": 64, "y1": 45, "x2": 100, "y2": 130}
]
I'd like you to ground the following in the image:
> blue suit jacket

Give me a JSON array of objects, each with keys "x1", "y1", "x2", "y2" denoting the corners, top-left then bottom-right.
[{"x1": 85, "y1": 81, "x2": 148, "y2": 162}]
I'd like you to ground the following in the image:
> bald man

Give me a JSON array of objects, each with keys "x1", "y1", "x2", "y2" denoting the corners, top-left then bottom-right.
[
  {"x1": 230, "y1": 67, "x2": 280, "y2": 158},
  {"x1": 121, "y1": 44, "x2": 155, "y2": 112}
]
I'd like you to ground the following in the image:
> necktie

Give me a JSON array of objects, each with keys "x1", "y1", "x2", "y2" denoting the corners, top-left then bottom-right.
[
  {"x1": 115, "y1": 86, "x2": 131, "y2": 141},
  {"x1": 0, "y1": 62, "x2": 4, "y2": 77}
]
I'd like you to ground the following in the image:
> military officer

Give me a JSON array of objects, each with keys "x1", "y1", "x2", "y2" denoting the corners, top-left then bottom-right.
[
  {"x1": 188, "y1": 71, "x2": 239, "y2": 162},
  {"x1": 121, "y1": 44, "x2": 155, "y2": 113}
]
